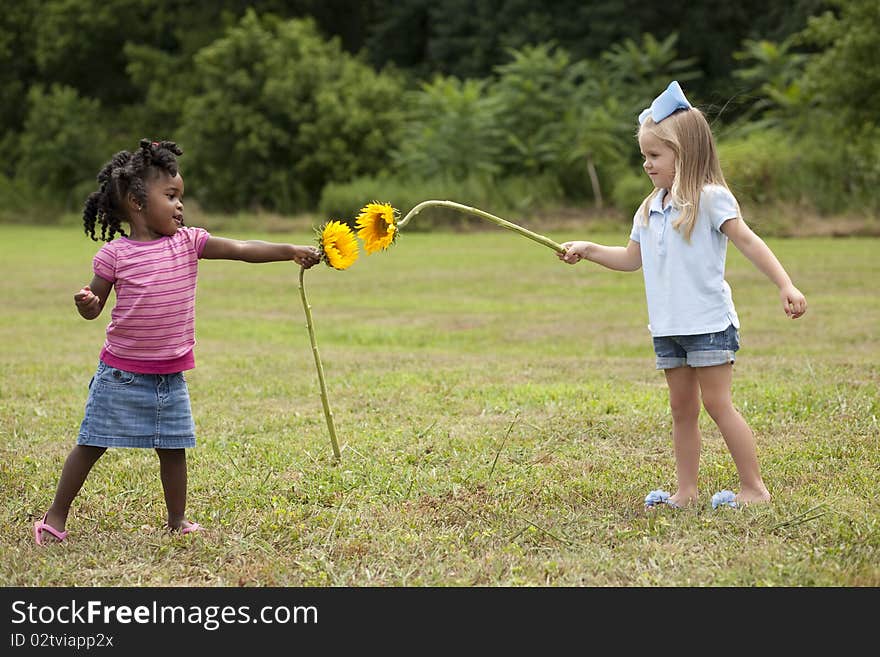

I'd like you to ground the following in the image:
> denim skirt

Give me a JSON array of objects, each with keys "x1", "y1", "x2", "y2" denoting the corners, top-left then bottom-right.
[{"x1": 77, "y1": 360, "x2": 196, "y2": 449}]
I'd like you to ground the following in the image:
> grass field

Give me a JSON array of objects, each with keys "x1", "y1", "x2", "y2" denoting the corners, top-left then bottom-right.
[{"x1": 1, "y1": 222, "x2": 878, "y2": 586}]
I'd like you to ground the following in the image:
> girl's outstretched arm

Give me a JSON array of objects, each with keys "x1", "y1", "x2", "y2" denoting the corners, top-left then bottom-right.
[
  {"x1": 201, "y1": 236, "x2": 320, "y2": 268},
  {"x1": 721, "y1": 217, "x2": 807, "y2": 319},
  {"x1": 74, "y1": 275, "x2": 112, "y2": 320},
  {"x1": 558, "y1": 239, "x2": 642, "y2": 272}
]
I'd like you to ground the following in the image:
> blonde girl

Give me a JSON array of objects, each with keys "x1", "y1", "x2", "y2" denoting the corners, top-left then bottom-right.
[{"x1": 558, "y1": 82, "x2": 807, "y2": 509}]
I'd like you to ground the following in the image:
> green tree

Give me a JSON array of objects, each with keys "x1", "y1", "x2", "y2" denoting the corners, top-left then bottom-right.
[
  {"x1": 393, "y1": 76, "x2": 504, "y2": 180},
  {"x1": 798, "y1": 0, "x2": 880, "y2": 211},
  {"x1": 363, "y1": 1, "x2": 821, "y2": 102},
  {"x1": 731, "y1": 37, "x2": 809, "y2": 129},
  {"x1": 0, "y1": 1, "x2": 40, "y2": 175},
  {"x1": 16, "y1": 85, "x2": 108, "y2": 204},
  {"x1": 561, "y1": 94, "x2": 631, "y2": 209},
  {"x1": 32, "y1": 0, "x2": 156, "y2": 107},
  {"x1": 600, "y1": 32, "x2": 701, "y2": 113},
  {"x1": 180, "y1": 10, "x2": 404, "y2": 212},
  {"x1": 800, "y1": 0, "x2": 880, "y2": 131},
  {"x1": 490, "y1": 43, "x2": 577, "y2": 177}
]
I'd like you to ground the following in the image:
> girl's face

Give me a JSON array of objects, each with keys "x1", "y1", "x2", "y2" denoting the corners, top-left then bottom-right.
[
  {"x1": 638, "y1": 131, "x2": 676, "y2": 191},
  {"x1": 142, "y1": 171, "x2": 185, "y2": 238}
]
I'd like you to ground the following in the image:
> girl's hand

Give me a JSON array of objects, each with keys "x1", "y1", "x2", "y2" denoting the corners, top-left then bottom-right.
[
  {"x1": 780, "y1": 284, "x2": 807, "y2": 319},
  {"x1": 293, "y1": 245, "x2": 321, "y2": 269},
  {"x1": 74, "y1": 286, "x2": 100, "y2": 311},
  {"x1": 558, "y1": 241, "x2": 590, "y2": 264},
  {"x1": 74, "y1": 284, "x2": 104, "y2": 319}
]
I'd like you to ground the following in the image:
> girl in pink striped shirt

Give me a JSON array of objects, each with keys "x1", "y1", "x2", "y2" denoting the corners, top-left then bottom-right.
[{"x1": 34, "y1": 139, "x2": 320, "y2": 545}]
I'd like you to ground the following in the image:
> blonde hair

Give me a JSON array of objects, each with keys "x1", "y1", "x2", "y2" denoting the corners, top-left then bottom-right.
[{"x1": 637, "y1": 107, "x2": 734, "y2": 240}]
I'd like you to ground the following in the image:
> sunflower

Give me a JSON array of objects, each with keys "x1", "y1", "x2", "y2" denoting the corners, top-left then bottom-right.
[
  {"x1": 355, "y1": 202, "x2": 398, "y2": 254},
  {"x1": 319, "y1": 220, "x2": 359, "y2": 270}
]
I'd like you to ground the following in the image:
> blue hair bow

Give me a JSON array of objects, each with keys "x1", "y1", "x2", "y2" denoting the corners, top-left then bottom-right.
[{"x1": 638, "y1": 81, "x2": 692, "y2": 125}]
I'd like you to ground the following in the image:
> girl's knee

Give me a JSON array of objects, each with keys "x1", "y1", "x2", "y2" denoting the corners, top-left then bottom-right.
[
  {"x1": 669, "y1": 388, "x2": 700, "y2": 422},
  {"x1": 669, "y1": 398, "x2": 700, "y2": 424},
  {"x1": 70, "y1": 445, "x2": 106, "y2": 466},
  {"x1": 75, "y1": 445, "x2": 106, "y2": 456},
  {"x1": 701, "y1": 395, "x2": 734, "y2": 421},
  {"x1": 155, "y1": 448, "x2": 186, "y2": 463}
]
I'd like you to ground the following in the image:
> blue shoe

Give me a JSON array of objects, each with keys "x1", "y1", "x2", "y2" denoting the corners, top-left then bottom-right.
[
  {"x1": 644, "y1": 489, "x2": 680, "y2": 509},
  {"x1": 711, "y1": 490, "x2": 738, "y2": 509}
]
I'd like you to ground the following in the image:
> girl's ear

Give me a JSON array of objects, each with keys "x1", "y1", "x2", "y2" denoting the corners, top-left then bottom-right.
[{"x1": 127, "y1": 193, "x2": 142, "y2": 213}]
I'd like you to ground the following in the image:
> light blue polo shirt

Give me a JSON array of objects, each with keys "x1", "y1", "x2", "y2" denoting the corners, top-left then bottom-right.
[{"x1": 629, "y1": 184, "x2": 741, "y2": 337}]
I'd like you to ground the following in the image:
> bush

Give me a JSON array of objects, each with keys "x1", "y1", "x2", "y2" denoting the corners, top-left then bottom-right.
[
  {"x1": 392, "y1": 77, "x2": 503, "y2": 181},
  {"x1": 718, "y1": 129, "x2": 803, "y2": 206},
  {"x1": 0, "y1": 174, "x2": 47, "y2": 222},
  {"x1": 720, "y1": 126, "x2": 880, "y2": 217},
  {"x1": 610, "y1": 166, "x2": 653, "y2": 217},
  {"x1": 15, "y1": 84, "x2": 108, "y2": 208},
  {"x1": 179, "y1": 11, "x2": 405, "y2": 213},
  {"x1": 490, "y1": 43, "x2": 579, "y2": 177},
  {"x1": 318, "y1": 174, "x2": 563, "y2": 231},
  {"x1": 825, "y1": 124, "x2": 880, "y2": 215}
]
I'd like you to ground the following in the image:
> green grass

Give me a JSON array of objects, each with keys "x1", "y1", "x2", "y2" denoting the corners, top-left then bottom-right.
[{"x1": 1, "y1": 224, "x2": 878, "y2": 586}]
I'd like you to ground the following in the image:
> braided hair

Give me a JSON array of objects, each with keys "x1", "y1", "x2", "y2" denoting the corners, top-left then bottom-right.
[{"x1": 82, "y1": 139, "x2": 184, "y2": 242}]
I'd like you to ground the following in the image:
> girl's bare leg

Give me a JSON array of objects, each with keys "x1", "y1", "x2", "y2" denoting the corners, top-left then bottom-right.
[
  {"x1": 697, "y1": 363, "x2": 771, "y2": 504},
  {"x1": 41, "y1": 445, "x2": 106, "y2": 540},
  {"x1": 663, "y1": 366, "x2": 702, "y2": 507},
  {"x1": 156, "y1": 448, "x2": 198, "y2": 531}
]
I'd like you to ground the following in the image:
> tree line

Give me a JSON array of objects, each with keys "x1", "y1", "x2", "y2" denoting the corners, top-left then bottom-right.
[{"x1": 1, "y1": 0, "x2": 877, "y2": 227}]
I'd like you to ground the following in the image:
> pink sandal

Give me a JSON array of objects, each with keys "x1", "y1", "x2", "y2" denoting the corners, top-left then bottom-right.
[
  {"x1": 181, "y1": 522, "x2": 203, "y2": 535},
  {"x1": 34, "y1": 513, "x2": 68, "y2": 546}
]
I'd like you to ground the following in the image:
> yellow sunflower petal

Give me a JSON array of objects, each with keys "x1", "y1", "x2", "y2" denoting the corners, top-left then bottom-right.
[
  {"x1": 356, "y1": 202, "x2": 398, "y2": 254},
  {"x1": 320, "y1": 220, "x2": 359, "y2": 270}
]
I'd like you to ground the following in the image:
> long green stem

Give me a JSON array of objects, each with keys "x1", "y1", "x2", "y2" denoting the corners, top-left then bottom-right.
[
  {"x1": 298, "y1": 266, "x2": 341, "y2": 460},
  {"x1": 397, "y1": 200, "x2": 565, "y2": 253}
]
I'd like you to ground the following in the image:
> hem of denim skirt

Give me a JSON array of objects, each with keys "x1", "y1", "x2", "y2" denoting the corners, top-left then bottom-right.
[
  {"x1": 77, "y1": 435, "x2": 196, "y2": 449},
  {"x1": 655, "y1": 356, "x2": 687, "y2": 370},
  {"x1": 686, "y1": 349, "x2": 736, "y2": 367}
]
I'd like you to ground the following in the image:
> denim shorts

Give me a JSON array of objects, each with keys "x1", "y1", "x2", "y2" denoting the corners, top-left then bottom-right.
[
  {"x1": 652, "y1": 324, "x2": 740, "y2": 370},
  {"x1": 77, "y1": 361, "x2": 196, "y2": 449}
]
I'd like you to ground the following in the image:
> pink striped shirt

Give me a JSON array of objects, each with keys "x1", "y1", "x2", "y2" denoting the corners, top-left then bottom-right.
[{"x1": 93, "y1": 227, "x2": 210, "y2": 374}]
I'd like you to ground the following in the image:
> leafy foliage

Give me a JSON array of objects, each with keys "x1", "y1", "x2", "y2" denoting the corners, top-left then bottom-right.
[
  {"x1": 179, "y1": 11, "x2": 404, "y2": 212},
  {"x1": 361, "y1": 0, "x2": 822, "y2": 99},
  {"x1": 16, "y1": 85, "x2": 108, "y2": 206},
  {"x1": 727, "y1": 37, "x2": 812, "y2": 135},
  {"x1": 392, "y1": 77, "x2": 504, "y2": 181},
  {"x1": 0, "y1": 0, "x2": 875, "y2": 221},
  {"x1": 600, "y1": 32, "x2": 701, "y2": 107},
  {"x1": 0, "y1": 1, "x2": 39, "y2": 173},
  {"x1": 491, "y1": 44, "x2": 579, "y2": 176},
  {"x1": 391, "y1": 36, "x2": 698, "y2": 210},
  {"x1": 800, "y1": 0, "x2": 880, "y2": 132},
  {"x1": 319, "y1": 172, "x2": 563, "y2": 228}
]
